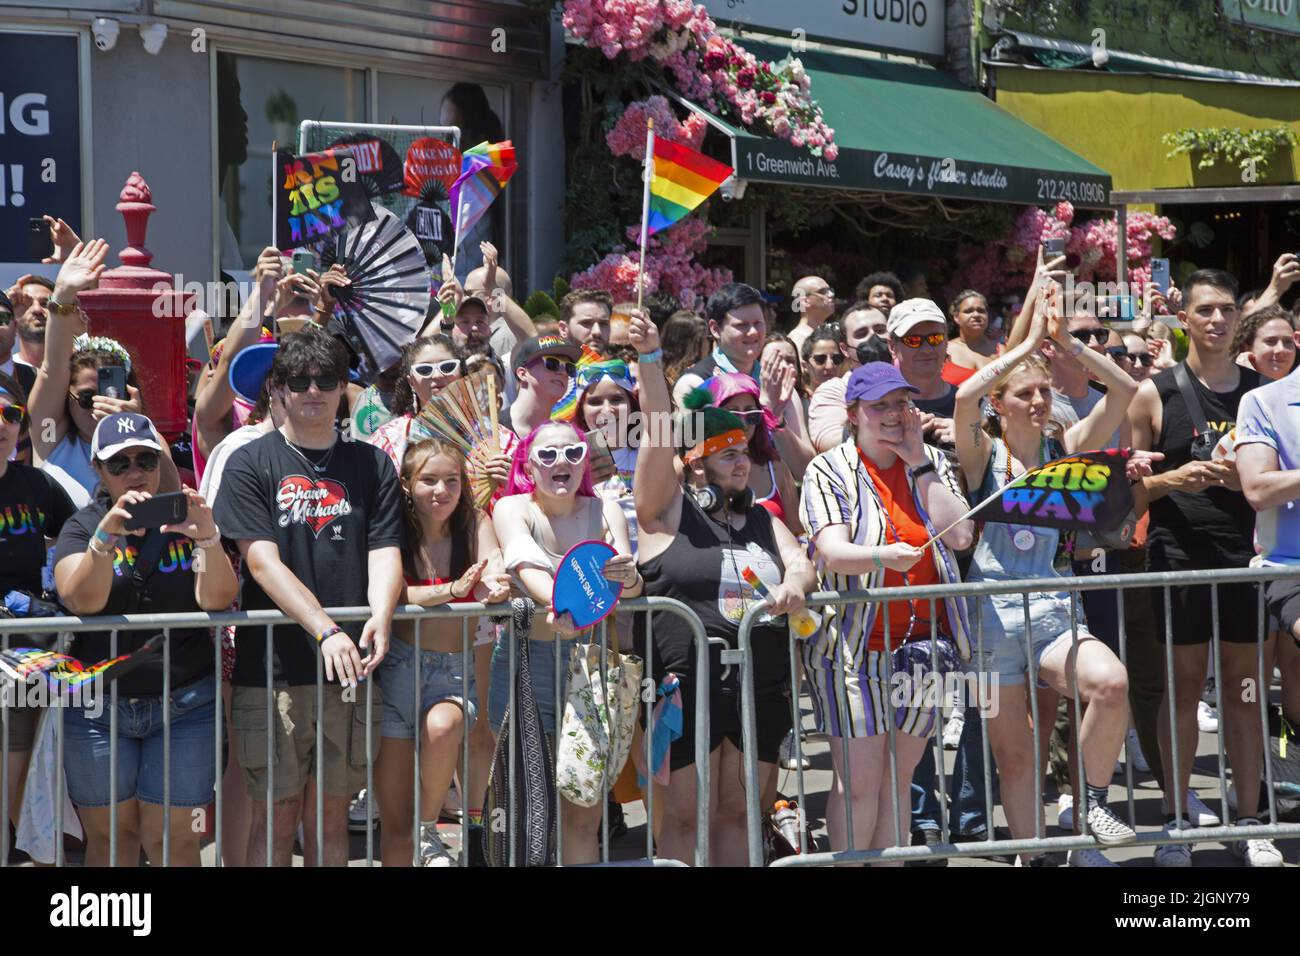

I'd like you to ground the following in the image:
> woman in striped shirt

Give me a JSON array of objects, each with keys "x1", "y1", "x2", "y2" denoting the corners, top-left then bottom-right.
[{"x1": 801, "y1": 362, "x2": 975, "y2": 861}]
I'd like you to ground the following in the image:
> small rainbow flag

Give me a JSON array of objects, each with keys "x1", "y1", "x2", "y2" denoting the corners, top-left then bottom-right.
[
  {"x1": 647, "y1": 138, "x2": 734, "y2": 235},
  {"x1": 449, "y1": 140, "x2": 518, "y2": 238}
]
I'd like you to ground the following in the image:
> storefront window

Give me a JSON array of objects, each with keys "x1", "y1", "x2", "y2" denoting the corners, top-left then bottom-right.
[{"x1": 217, "y1": 52, "x2": 365, "y2": 274}]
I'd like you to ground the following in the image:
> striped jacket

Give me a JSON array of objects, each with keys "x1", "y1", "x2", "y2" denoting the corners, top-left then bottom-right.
[{"x1": 800, "y1": 440, "x2": 972, "y2": 669}]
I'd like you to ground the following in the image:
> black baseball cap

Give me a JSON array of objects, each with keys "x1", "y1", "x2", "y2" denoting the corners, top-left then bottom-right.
[{"x1": 513, "y1": 334, "x2": 581, "y2": 370}]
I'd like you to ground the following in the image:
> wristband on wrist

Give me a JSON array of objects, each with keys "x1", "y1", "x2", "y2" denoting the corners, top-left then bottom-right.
[
  {"x1": 908, "y1": 461, "x2": 936, "y2": 480},
  {"x1": 92, "y1": 527, "x2": 118, "y2": 548},
  {"x1": 638, "y1": 348, "x2": 663, "y2": 363},
  {"x1": 872, "y1": 550, "x2": 885, "y2": 572},
  {"x1": 316, "y1": 625, "x2": 344, "y2": 644},
  {"x1": 88, "y1": 538, "x2": 114, "y2": 557},
  {"x1": 195, "y1": 529, "x2": 222, "y2": 549}
]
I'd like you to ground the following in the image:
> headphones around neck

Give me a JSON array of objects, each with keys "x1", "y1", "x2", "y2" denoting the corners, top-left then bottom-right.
[{"x1": 691, "y1": 483, "x2": 754, "y2": 516}]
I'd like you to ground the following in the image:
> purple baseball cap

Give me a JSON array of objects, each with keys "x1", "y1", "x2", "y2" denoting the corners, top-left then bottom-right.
[{"x1": 844, "y1": 363, "x2": 919, "y2": 404}]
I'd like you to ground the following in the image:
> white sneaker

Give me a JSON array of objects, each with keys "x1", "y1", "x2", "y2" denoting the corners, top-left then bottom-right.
[
  {"x1": 1087, "y1": 803, "x2": 1137, "y2": 846},
  {"x1": 1056, "y1": 793, "x2": 1074, "y2": 831},
  {"x1": 348, "y1": 789, "x2": 374, "y2": 832},
  {"x1": 1153, "y1": 822, "x2": 1193, "y2": 867},
  {"x1": 780, "y1": 729, "x2": 810, "y2": 770},
  {"x1": 1229, "y1": 820, "x2": 1284, "y2": 867},
  {"x1": 1161, "y1": 790, "x2": 1221, "y2": 827},
  {"x1": 942, "y1": 709, "x2": 965, "y2": 750},
  {"x1": 1197, "y1": 700, "x2": 1219, "y2": 734},
  {"x1": 1068, "y1": 847, "x2": 1118, "y2": 867},
  {"x1": 1125, "y1": 728, "x2": 1150, "y2": 773},
  {"x1": 419, "y1": 823, "x2": 455, "y2": 867}
]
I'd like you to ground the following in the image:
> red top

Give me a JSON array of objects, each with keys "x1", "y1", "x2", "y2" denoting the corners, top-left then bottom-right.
[
  {"x1": 941, "y1": 360, "x2": 977, "y2": 386},
  {"x1": 862, "y1": 454, "x2": 940, "y2": 652}
]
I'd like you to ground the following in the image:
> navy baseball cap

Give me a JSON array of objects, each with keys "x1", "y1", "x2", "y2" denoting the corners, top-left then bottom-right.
[
  {"x1": 91, "y1": 413, "x2": 163, "y2": 460},
  {"x1": 844, "y1": 363, "x2": 919, "y2": 404},
  {"x1": 229, "y1": 342, "x2": 278, "y2": 404}
]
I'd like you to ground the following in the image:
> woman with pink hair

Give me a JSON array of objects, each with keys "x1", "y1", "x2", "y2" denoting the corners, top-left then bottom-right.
[{"x1": 489, "y1": 419, "x2": 642, "y2": 863}]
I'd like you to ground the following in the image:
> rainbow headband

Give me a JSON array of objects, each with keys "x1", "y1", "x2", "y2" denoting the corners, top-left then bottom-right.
[
  {"x1": 683, "y1": 428, "x2": 746, "y2": 463},
  {"x1": 72, "y1": 334, "x2": 131, "y2": 373}
]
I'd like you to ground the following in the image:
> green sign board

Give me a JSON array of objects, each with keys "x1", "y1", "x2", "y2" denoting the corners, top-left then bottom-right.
[{"x1": 1222, "y1": 0, "x2": 1300, "y2": 37}]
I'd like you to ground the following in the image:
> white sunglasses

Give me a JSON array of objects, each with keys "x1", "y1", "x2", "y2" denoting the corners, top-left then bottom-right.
[
  {"x1": 412, "y1": 360, "x2": 461, "y2": 378},
  {"x1": 531, "y1": 443, "x2": 587, "y2": 468}
]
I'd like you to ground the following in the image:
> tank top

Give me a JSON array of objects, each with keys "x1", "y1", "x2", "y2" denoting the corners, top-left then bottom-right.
[
  {"x1": 1147, "y1": 362, "x2": 1260, "y2": 566},
  {"x1": 46, "y1": 431, "x2": 97, "y2": 498},
  {"x1": 404, "y1": 524, "x2": 470, "y2": 590},
  {"x1": 639, "y1": 493, "x2": 788, "y2": 687}
]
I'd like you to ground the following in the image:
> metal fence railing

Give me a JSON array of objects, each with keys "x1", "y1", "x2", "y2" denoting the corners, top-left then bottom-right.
[
  {"x1": 736, "y1": 565, "x2": 1300, "y2": 867},
  {"x1": 0, "y1": 597, "x2": 711, "y2": 867}
]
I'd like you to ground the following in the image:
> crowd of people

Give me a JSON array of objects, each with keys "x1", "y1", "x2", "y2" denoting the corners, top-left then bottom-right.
[{"x1": 3, "y1": 211, "x2": 1300, "y2": 868}]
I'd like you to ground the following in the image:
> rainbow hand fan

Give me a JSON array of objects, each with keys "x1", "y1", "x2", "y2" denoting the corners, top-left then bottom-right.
[{"x1": 415, "y1": 369, "x2": 502, "y2": 509}]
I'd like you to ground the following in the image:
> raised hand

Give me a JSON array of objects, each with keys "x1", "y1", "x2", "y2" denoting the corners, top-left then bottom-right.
[{"x1": 41, "y1": 215, "x2": 83, "y2": 265}]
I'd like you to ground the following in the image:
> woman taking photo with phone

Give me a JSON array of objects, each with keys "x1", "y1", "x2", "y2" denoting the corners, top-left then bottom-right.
[
  {"x1": 373, "y1": 437, "x2": 510, "y2": 867},
  {"x1": 53, "y1": 412, "x2": 237, "y2": 867},
  {"x1": 490, "y1": 420, "x2": 642, "y2": 864},
  {"x1": 952, "y1": 286, "x2": 1137, "y2": 863}
]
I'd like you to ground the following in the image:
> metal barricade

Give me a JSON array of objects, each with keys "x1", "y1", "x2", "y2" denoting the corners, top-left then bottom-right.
[
  {"x1": 737, "y1": 564, "x2": 1300, "y2": 867},
  {"x1": 0, "y1": 596, "x2": 710, "y2": 867}
]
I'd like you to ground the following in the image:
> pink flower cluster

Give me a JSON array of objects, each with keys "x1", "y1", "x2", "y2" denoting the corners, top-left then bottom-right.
[
  {"x1": 570, "y1": 216, "x2": 732, "y2": 304},
  {"x1": 944, "y1": 204, "x2": 1177, "y2": 300},
  {"x1": 563, "y1": 0, "x2": 837, "y2": 160},
  {"x1": 606, "y1": 96, "x2": 707, "y2": 159}
]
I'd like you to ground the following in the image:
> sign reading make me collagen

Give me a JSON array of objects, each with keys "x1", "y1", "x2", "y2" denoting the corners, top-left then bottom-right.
[{"x1": 701, "y1": 0, "x2": 945, "y2": 59}]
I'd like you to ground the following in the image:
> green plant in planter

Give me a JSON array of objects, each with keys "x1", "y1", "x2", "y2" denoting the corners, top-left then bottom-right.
[
  {"x1": 1162, "y1": 126, "x2": 1299, "y2": 177},
  {"x1": 524, "y1": 290, "x2": 560, "y2": 321}
]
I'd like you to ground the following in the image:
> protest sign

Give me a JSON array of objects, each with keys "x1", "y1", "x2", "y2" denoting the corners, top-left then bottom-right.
[{"x1": 273, "y1": 147, "x2": 374, "y2": 249}]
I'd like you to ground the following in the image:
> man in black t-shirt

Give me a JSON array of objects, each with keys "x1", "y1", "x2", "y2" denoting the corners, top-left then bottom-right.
[
  {"x1": 1129, "y1": 269, "x2": 1279, "y2": 867},
  {"x1": 213, "y1": 328, "x2": 402, "y2": 867}
]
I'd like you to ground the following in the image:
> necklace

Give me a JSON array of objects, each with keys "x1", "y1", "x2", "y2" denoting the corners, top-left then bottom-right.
[{"x1": 281, "y1": 429, "x2": 338, "y2": 474}]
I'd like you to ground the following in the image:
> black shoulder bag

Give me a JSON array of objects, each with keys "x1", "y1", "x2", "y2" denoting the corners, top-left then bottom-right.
[{"x1": 1173, "y1": 363, "x2": 1227, "y2": 462}]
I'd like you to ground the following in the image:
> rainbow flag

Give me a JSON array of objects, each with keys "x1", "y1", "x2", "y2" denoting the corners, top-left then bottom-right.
[
  {"x1": 647, "y1": 138, "x2": 733, "y2": 235},
  {"x1": 449, "y1": 140, "x2": 517, "y2": 239}
]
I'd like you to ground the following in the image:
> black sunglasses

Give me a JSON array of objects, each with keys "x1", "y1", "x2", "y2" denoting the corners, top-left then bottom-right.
[
  {"x1": 810, "y1": 353, "x2": 845, "y2": 367},
  {"x1": 1070, "y1": 329, "x2": 1109, "y2": 345},
  {"x1": 103, "y1": 450, "x2": 160, "y2": 476},
  {"x1": 1, "y1": 404, "x2": 25, "y2": 425},
  {"x1": 1127, "y1": 352, "x2": 1154, "y2": 367},
  {"x1": 284, "y1": 374, "x2": 341, "y2": 393},
  {"x1": 72, "y1": 389, "x2": 97, "y2": 410},
  {"x1": 538, "y1": 356, "x2": 577, "y2": 377},
  {"x1": 1106, "y1": 346, "x2": 1130, "y2": 361},
  {"x1": 0, "y1": 313, "x2": 12, "y2": 327}
]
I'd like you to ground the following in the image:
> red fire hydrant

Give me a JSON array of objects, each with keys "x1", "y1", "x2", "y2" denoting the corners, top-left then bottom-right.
[{"x1": 77, "y1": 172, "x2": 193, "y2": 441}]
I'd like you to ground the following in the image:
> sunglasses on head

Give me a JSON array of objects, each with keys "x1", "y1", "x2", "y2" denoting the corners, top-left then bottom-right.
[
  {"x1": 900, "y1": 332, "x2": 947, "y2": 349},
  {"x1": 103, "y1": 450, "x2": 160, "y2": 476},
  {"x1": 1128, "y1": 351, "x2": 1154, "y2": 367},
  {"x1": 810, "y1": 353, "x2": 846, "y2": 367},
  {"x1": 1070, "y1": 329, "x2": 1109, "y2": 344},
  {"x1": 412, "y1": 360, "x2": 461, "y2": 378},
  {"x1": 71, "y1": 389, "x2": 97, "y2": 410},
  {"x1": 284, "y1": 374, "x2": 341, "y2": 393},
  {"x1": 1, "y1": 404, "x2": 25, "y2": 425},
  {"x1": 531, "y1": 443, "x2": 587, "y2": 468},
  {"x1": 537, "y1": 356, "x2": 577, "y2": 377}
]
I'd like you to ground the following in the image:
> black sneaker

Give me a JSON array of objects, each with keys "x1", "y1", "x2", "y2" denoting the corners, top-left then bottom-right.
[
  {"x1": 906, "y1": 828, "x2": 949, "y2": 868},
  {"x1": 467, "y1": 825, "x2": 487, "y2": 867}
]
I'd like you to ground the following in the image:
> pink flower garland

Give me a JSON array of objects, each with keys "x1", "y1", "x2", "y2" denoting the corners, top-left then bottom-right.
[
  {"x1": 607, "y1": 96, "x2": 708, "y2": 159},
  {"x1": 563, "y1": 0, "x2": 837, "y2": 161},
  {"x1": 570, "y1": 215, "x2": 732, "y2": 303}
]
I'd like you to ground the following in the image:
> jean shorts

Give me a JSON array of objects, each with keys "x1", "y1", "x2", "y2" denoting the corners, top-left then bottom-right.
[
  {"x1": 970, "y1": 592, "x2": 1088, "y2": 686},
  {"x1": 375, "y1": 637, "x2": 477, "y2": 739},
  {"x1": 63, "y1": 675, "x2": 218, "y2": 808},
  {"x1": 487, "y1": 633, "x2": 575, "y2": 738}
]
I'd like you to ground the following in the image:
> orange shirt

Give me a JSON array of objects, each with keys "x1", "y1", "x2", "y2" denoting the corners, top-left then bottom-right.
[
  {"x1": 864, "y1": 456, "x2": 941, "y2": 652},
  {"x1": 941, "y1": 360, "x2": 977, "y2": 387}
]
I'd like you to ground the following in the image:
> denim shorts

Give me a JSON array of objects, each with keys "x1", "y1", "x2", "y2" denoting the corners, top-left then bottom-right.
[
  {"x1": 375, "y1": 637, "x2": 477, "y2": 739},
  {"x1": 970, "y1": 592, "x2": 1089, "y2": 686},
  {"x1": 487, "y1": 633, "x2": 575, "y2": 738},
  {"x1": 63, "y1": 675, "x2": 218, "y2": 808}
]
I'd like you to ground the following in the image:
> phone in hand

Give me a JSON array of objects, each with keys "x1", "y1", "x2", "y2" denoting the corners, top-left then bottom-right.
[
  {"x1": 124, "y1": 492, "x2": 188, "y2": 532},
  {"x1": 1043, "y1": 237, "x2": 1065, "y2": 258},
  {"x1": 27, "y1": 218, "x2": 53, "y2": 261},
  {"x1": 586, "y1": 429, "x2": 617, "y2": 484},
  {"x1": 1150, "y1": 258, "x2": 1171, "y2": 296},
  {"x1": 97, "y1": 365, "x2": 128, "y2": 400},
  {"x1": 291, "y1": 249, "x2": 315, "y2": 275}
]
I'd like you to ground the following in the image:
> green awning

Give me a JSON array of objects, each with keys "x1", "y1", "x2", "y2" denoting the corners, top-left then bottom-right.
[{"x1": 681, "y1": 40, "x2": 1112, "y2": 208}]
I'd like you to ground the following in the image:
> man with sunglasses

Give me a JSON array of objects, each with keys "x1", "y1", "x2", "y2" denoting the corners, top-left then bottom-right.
[
  {"x1": 787, "y1": 275, "x2": 836, "y2": 356},
  {"x1": 505, "y1": 334, "x2": 582, "y2": 439},
  {"x1": 885, "y1": 300, "x2": 959, "y2": 448},
  {"x1": 213, "y1": 328, "x2": 403, "y2": 867}
]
